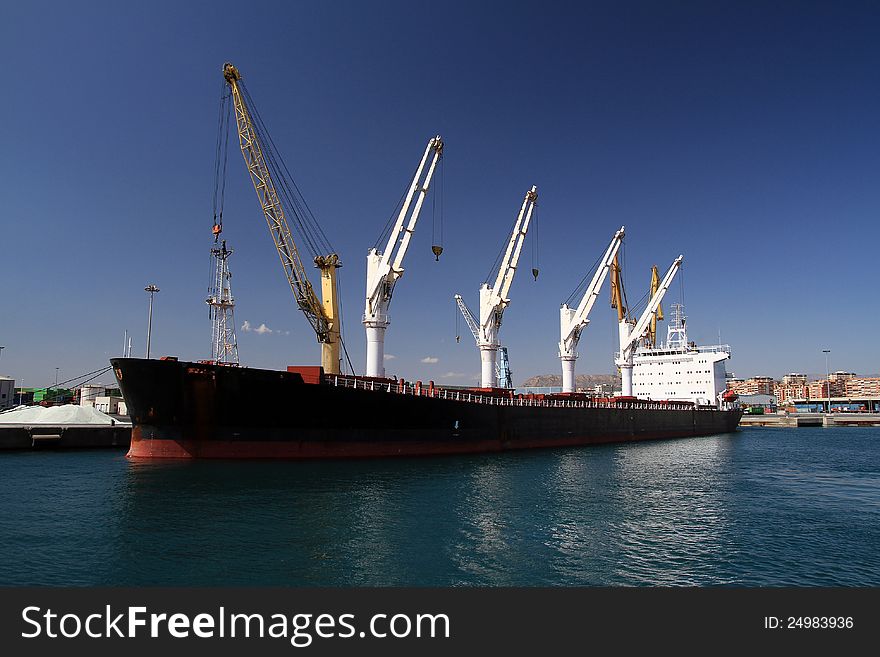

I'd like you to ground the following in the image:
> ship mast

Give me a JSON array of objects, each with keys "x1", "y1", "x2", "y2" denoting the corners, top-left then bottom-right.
[
  {"x1": 207, "y1": 239, "x2": 240, "y2": 365},
  {"x1": 206, "y1": 80, "x2": 240, "y2": 366}
]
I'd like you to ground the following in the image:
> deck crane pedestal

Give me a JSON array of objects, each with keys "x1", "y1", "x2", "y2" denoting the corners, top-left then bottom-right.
[
  {"x1": 612, "y1": 254, "x2": 683, "y2": 396},
  {"x1": 364, "y1": 136, "x2": 443, "y2": 377},
  {"x1": 223, "y1": 63, "x2": 343, "y2": 374},
  {"x1": 456, "y1": 185, "x2": 537, "y2": 388},
  {"x1": 558, "y1": 227, "x2": 625, "y2": 393}
]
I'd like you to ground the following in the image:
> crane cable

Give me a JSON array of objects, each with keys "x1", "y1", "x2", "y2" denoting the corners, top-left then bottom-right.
[
  {"x1": 431, "y1": 155, "x2": 444, "y2": 255},
  {"x1": 212, "y1": 81, "x2": 232, "y2": 235},
  {"x1": 563, "y1": 249, "x2": 604, "y2": 307},
  {"x1": 239, "y1": 82, "x2": 335, "y2": 259},
  {"x1": 484, "y1": 204, "x2": 518, "y2": 285},
  {"x1": 374, "y1": 188, "x2": 407, "y2": 252},
  {"x1": 209, "y1": 83, "x2": 233, "y2": 316},
  {"x1": 484, "y1": 199, "x2": 538, "y2": 286},
  {"x1": 12, "y1": 366, "x2": 115, "y2": 407},
  {"x1": 333, "y1": 274, "x2": 357, "y2": 375}
]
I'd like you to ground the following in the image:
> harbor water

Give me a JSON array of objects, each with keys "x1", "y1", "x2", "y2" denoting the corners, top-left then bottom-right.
[{"x1": 0, "y1": 426, "x2": 877, "y2": 586}]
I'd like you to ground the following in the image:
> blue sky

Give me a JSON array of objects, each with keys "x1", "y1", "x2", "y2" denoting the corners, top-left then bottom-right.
[{"x1": 2, "y1": 0, "x2": 879, "y2": 388}]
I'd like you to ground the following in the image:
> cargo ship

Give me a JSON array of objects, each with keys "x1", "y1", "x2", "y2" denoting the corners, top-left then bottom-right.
[
  {"x1": 110, "y1": 63, "x2": 741, "y2": 460},
  {"x1": 111, "y1": 357, "x2": 742, "y2": 459}
]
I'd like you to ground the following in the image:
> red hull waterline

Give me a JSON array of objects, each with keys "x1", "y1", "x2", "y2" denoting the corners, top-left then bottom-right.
[{"x1": 127, "y1": 427, "x2": 724, "y2": 459}]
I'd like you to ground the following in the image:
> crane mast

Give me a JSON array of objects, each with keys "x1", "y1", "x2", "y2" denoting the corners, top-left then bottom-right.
[
  {"x1": 614, "y1": 255, "x2": 683, "y2": 396},
  {"x1": 558, "y1": 226, "x2": 625, "y2": 393},
  {"x1": 223, "y1": 62, "x2": 341, "y2": 374},
  {"x1": 455, "y1": 185, "x2": 537, "y2": 388},
  {"x1": 364, "y1": 136, "x2": 443, "y2": 377},
  {"x1": 454, "y1": 295, "x2": 513, "y2": 389},
  {"x1": 646, "y1": 265, "x2": 663, "y2": 348},
  {"x1": 206, "y1": 239, "x2": 240, "y2": 366}
]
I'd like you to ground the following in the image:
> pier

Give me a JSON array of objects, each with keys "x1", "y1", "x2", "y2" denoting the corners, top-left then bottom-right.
[
  {"x1": 0, "y1": 424, "x2": 130, "y2": 450},
  {"x1": 739, "y1": 413, "x2": 880, "y2": 427}
]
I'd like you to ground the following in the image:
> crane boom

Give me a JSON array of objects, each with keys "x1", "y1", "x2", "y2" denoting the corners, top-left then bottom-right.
[
  {"x1": 558, "y1": 226, "x2": 625, "y2": 392},
  {"x1": 492, "y1": 185, "x2": 538, "y2": 307},
  {"x1": 223, "y1": 63, "x2": 341, "y2": 373},
  {"x1": 461, "y1": 185, "x2": 537, "y2": 388},
  {"x1": 364, "y1": 136, "x2": 443, "y2": 377},
  {"x1": 646, "y1": 265, "x2": 666, "y2": 348},
  {"x1": 616, "y1": 255, "x2": 683, "y2": 396},
  {"x1": 560, "y1": 226, "x2": 625, "y2": 350},
  {"x1": 454, "y1": 294, "x2": 480, "y2": 344},
  {"x1": 622, "y1": 255, "x2": 682, "y2": 358}
]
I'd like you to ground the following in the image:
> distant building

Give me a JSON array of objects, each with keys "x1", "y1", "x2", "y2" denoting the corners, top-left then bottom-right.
[
  {"x1": 727, "y1": 376, "x2": 775, "y2": 396},
  {"x1": 95, "y1": 396, "x2": 124, "y2": 414},
  {"x1": 845, "y1": 377, "x2": 880, "y2": 397},
  {"x1": 14, "y1": 388, "x2": 35, "y2": 406},
  {"x1": 738, "y1": 393, "x2": 776, "y2": 412},
  {"x1": 79, "y1": 384, "x2": 107, "y2": 407},
  {"x1": 584, "y1": 383, "x2": 615, "y2": 396},
  {"x1": 775, "y1": 382, "x2": 809, "y2": 403},
  {"x1": 776, "y1": 374, "x2": 809, "y2": 402},
  {"x1": 0, "y1": 376, "x2": 15, "y2": 411},
  {"x1": 808, "y1": 379, "x2": 847, "y2": 398}
]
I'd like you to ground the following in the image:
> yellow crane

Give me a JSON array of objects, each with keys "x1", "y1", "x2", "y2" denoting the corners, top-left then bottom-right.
[
  {"x1": 223, "y1": 63, "x2": 341, "y2": 374},
  {"x1": 646, "y1": 265, "x2": 664, "y2": 348}
]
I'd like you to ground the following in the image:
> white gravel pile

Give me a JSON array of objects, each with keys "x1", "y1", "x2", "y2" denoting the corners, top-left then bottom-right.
[{"x1": 0, "y1": 404, "x2": 117, "y2": 425}]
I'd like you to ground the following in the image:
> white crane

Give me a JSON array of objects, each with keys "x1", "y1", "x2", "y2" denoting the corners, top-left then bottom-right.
[
  {"x1": 364, "y1": 136, "x2": 444, "y2": 377},
  {"x1": 558, "y1": 226, "x2": 625, "y2": 393},
  {"x1": 455, "y1": 185, "x2": 537, "y2": 388},
  {"x1": 613, "y1": 255, "x2": 683, "y2": 396},
  {"x1": 454, "y1": 294, "x2": 513, "y2": 388}
]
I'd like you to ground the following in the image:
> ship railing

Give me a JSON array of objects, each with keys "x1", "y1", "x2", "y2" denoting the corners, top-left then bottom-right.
[{"x1": 328, "y1": 375, "x2": 717, "y2": 412}]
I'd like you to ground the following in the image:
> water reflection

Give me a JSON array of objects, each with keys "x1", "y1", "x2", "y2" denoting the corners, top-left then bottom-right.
[
  {"x1": 3, "y1": 427, "x2": 874, "y2": 586},
  {"x1": 607, "y1": 435, "x2": 737, "y2": 585},
  {"x1": 450, "y1": 457, "x2": 515, "y2": 584}
]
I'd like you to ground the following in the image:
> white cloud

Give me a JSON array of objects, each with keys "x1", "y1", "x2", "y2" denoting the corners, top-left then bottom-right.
[
  {"x1": 420, "y1": 356, "x2": 439, "y2": 364},
  {"x1": 383, "y1": 354, "x2": 397, "y2": 361},
  {"x1": 441, "y1": 371, "x2": 476, "y2": 380},
  {"x1": 241, "y1": 320, "x2": 274, "y2": 335}
]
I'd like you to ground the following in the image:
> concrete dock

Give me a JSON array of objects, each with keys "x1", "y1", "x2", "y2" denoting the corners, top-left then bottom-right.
[
  {"x1": 0, "y1": 423, "x2": 131, "y2": 450},
  {"x1": 740, "y1": 413, "x2": 880, "y2": 428}
]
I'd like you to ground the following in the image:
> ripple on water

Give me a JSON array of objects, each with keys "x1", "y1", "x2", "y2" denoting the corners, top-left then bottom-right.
[{"x1": 0, "y1": 427, "x2": 877, "y2": 586}]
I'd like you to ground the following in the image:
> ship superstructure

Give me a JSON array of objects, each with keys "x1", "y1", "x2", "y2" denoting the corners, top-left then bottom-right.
[{"x1": 630, "y1": 303, "x2": 732, "y2": 407}]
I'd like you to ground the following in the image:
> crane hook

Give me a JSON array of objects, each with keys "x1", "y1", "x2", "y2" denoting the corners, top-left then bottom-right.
[
  {"x1": 531, "y1": 268, "x2": 539, "y2": 281},
  {"x1": 432, "y1": 245, "x2": 443, "y2": 261}
]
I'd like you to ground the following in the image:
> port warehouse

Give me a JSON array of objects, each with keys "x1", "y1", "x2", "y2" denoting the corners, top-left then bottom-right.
[{"x1": 728, "y1": 372, "x2": 880, "y2": 412}]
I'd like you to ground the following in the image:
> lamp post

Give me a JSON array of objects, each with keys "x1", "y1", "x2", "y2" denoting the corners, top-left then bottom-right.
[
  {"x1": 145, "y1": 284, "x2": 160, "y2": 359},
  {"x1": 822, "y1": 349, "x2": 830, "y2": 414}
]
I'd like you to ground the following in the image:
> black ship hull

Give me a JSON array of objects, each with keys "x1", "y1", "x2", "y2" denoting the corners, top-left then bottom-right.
[{"x1": 111, "y1": 358, "x2": 742, "y2": 459}]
